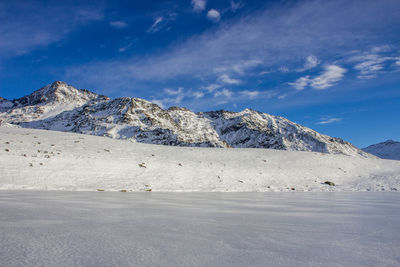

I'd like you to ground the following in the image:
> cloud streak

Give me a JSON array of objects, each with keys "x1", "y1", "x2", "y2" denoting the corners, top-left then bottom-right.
[
  {"x1": 110, "y1": 21, "x2": 128, "y2": 29},
  {"x1": 318, "y1": 118, "x2": 342, "y2": 124}
]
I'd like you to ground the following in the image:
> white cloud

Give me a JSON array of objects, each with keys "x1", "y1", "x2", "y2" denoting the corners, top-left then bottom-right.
[
  {"x1": 278, "y1": 94, "x2": 288, "y2": 100},
  {"x1": 353, "y1": 54, "x2": 388, "y2": 79},
  {"x1": 214, "y1": 88, "x2": 233, "y2": 98},
  {"x1": 203, "y1": 84, "x2": 221, "y2": 92},
  {"x1": 241, "y1": 90, "x2": 260, "y2": 99},
  {"x1": 218, "y1": 74, "x2": 241, "y2": 85},
  {"x1": 310, "y1": 65, "x2": 347, "y2": 90},
  {"x1": 371, "y1": 45, "x2": 392, "y2": 53},
  {"x1": 279, "y1": 66, "x2": 289, "y2": 73},
  {"x1": 164, "y1": 87, "x2": 183, "y2": 95},
  {"x1": 231, "y1": 60, "x2": 262, "y2": 75},
  {"x1": 152, "y1": 94, "x2": 184, "y2": 109},
  {"x1": 207, "y1": 9, "x2": 221, "y2": 22},
  {"x1": 191, "y1": 0, "x2": 206, "y2": 12},
  {"x1": 147, "y1": 17, "x2": 164, "y2": 33},
  {"x1": 193, "y1": 91, "x2": 204, "y2": 99},
  {"x1": 288, "y1": 76, "x2": 310, "y2": 91},
  {"x1": 297, "y1": 56, "x2": 319, "y2": 72},
  {"x1": 109, "y1": 21, "x2": 128, "y2": 29},
  {"x1": 64, "y1": 0, "x2": 400, "y2": 98},
  {"x1": 289, "y1": 65, "x2": 346, "y2": 90},
  {"x1": 318, "y1": 118, "x2": 341, "y2": 124},
  {"x1": 151, "y1": 99, "x2": 165, "y2": 109},
  {"x1": 259, "y1": 71, "x2": 271, "y2": 75}
]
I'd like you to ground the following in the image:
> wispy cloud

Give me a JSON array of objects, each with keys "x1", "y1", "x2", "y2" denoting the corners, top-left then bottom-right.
[
  {"x1": 64, "y1": 0, "x2": 400, "y2": 102},
  {"x1": 193, "y1": 91, "x2": 204, "y2": 99},
  {"x1": 191, "y1": 0, "x2": 206, "y2": 12},
  {"x1": 109, "y1": 21, "x2": 128, "y2": 29},
  {"x1": 218, "y1": 74, "x2": 241, "y2": 85},
  {"x1": 164, "y1": 87, "x2": 183, "y2": 95},
  {"x1": 232, "y1": 60, "x2": 262, "y2": 75},
  {"x1": 203, "y1": 84, "x2": 221, "y2": 93},
  {"x1": 214, "y1": 88, "x2": 233, "y2": 98},
  {"x1": 152, "y1": 87, "x2": 186, "y2": 108},
  {"x1": 147, "y1": 17, "x2": 164, "y2": 33},
  {"x1": 297, "y1": 56, "x2": 319, "y2": 72},
  {"x1": 207, "y1": 9, "x2": 221, "y2": 22},
  {"x1": 289, "y1": 65, "x2": 346, "y2": 90},
  {"x1": 0, "y1": 1, "x2": 103, "y2": 61},
  {"x1": 310, "y1": 65, "x2": 347, "y2": 90},
  {"x1": 241, "y1": 90, "x2": 260, "y2": 99},
  {"x1": 350, "y1": 51, "x2": 399, "y2": 79},
  {"x1": 289, "y1": 76, "x2": 310, "y2": 91},
  {"x1": 318, "y1": 118, "x2": 342, "y2": 124},
  {"x1": 279, "y1": 66, "x2": 289, "y2": 73},
  {"x1": 230, "y1": 1, "x2": 244, "y2": 12},
  {"x1": 147, "y1": 14, "x2": 177, "y2": 33}
]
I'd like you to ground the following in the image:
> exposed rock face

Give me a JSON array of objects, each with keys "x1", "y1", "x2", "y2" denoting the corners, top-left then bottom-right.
[
  {"x1": 363, "y1": 140, "x2": 400, "y2": 160},
  {"x1": 0, "y1": 81, "x2": 373, "y2": 157}
]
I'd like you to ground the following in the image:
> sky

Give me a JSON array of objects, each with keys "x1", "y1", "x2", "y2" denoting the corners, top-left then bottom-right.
[{"x1": 0, "y1": 0, "x2": 399, "y2": 148}]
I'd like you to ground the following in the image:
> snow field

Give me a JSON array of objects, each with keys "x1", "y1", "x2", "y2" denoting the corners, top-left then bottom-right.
[{"x1": 1, "y1": 126, "x2": 399, "y2": 192}]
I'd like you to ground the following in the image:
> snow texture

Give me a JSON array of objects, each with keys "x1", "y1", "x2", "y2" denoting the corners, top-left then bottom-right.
[
  {"x1": 0, "y1": 81, "x2": 373, "y2": 158},
  {"x1": 0, "y1": 192, "x2": 399, "y2": 266},
  {"x1": 1, "y1": 126, "x2": 399, "y2": 192},
  {"x1": 363, "y1": 140, "x2": 400, "y2": 160}
]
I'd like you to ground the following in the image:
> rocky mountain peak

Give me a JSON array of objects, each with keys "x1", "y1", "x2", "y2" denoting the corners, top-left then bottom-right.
[
  {"x1": 0, "y1": 81, "x2": 376, "y2": 158},
  {"x1": 13, "y1": 81, "x2": 108, "y2": 107}
]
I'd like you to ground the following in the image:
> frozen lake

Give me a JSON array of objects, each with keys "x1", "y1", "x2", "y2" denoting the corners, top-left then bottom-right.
[{"x1": 0, "y1": 192, "x2": 399, "y2": 266}]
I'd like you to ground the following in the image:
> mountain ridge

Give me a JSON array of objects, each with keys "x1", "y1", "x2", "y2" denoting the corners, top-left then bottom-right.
[
  {"x1": 0, "y1": 81, "x2": 374, "y2": 158},
  {"x1": 363, "y1": 140, "x2": 400, "y2": 160}
]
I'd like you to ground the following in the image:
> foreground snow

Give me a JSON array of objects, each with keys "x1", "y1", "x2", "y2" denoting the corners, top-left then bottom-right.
[
  {"x1": 0, "y1": 126, "x2": 399, "y2": 192},
  {"x1": 0, "y1": 192, "x2": 399, "y2": 266}
]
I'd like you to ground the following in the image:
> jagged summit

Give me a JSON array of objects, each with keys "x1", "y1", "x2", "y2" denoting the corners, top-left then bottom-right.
[
  {"x1": 13, "y1": 81, "x2": 108, "y2": 107},
  {"x1": 0, "y1": 81, "x2": 374, "y2": 157},
  {"x1": 363, "y1": 140, "x2": 400, "y2": 160}
]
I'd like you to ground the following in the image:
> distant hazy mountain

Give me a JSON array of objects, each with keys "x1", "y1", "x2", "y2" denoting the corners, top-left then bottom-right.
[
  {"x1": 363, "y1": 140, "x2": 400, "y2": 160},
  {"x1": 0, "y1": 81, "x2": 373, "y2": 158}
]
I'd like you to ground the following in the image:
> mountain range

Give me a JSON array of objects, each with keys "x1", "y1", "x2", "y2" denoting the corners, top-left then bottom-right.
[{"x1": 0, "y1": 81, "x2": 374, "y2": 158}]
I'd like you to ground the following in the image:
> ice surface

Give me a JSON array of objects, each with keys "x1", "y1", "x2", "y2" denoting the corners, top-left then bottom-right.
[{"x1": 0, "y1": 192, "x2": 399, "y2": 266}]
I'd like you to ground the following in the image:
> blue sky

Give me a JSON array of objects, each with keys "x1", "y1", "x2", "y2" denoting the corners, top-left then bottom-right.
[{"x1": 0, "y1": 0, "x2": 399, "y2": 147}]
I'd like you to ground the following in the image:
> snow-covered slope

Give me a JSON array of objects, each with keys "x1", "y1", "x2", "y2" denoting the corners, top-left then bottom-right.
[
  {"x1": 0, "y1": 81, "x2": 109, "y2": 123},
  {"x1": 363, "y1": 140, "x2": 400, "y2": 160},
  {"x1": 0, "y1": 126, "x2": 399, "y2": 191},
  {"x1": 0, "y1": 81, "x2": 372, "y2": 157}
]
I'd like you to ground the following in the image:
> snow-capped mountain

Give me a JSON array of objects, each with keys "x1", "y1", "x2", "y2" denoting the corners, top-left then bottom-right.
[
  {"x1": 0, "y1": 81, "x2": 373, "y2": 157},
  {"x1": 0, "y1": 81, "x2": 108, "y2": 123},
  {"x1": 362, "y1": 140, "x2": 400, "y2": 160}
]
